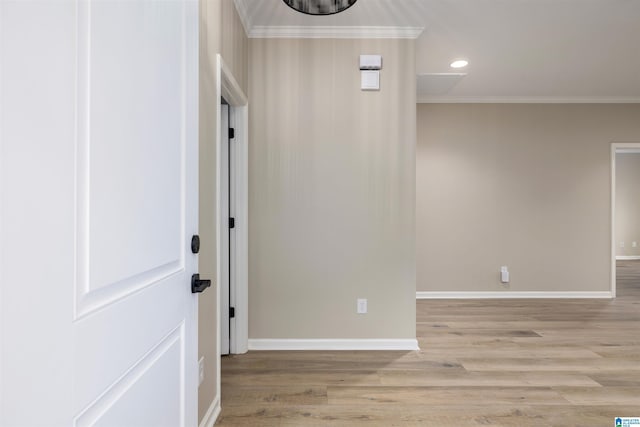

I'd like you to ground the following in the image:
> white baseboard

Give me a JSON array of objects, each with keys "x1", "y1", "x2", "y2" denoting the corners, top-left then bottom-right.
[
  {"x1": 616, "y1": 255, "x2": 640, "y2": 260},
  {"x1": 248, "y1": 339, "x2": 420, "y2": 351},
  {"x1": 416, "y1": 291, "x2": 613, "y2": 299},
  {"x1": 199, "y1": 395, "x2": 221, "y2": 427}
]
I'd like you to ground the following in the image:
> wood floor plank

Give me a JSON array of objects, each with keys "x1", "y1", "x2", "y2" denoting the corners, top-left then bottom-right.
[
  {"x1": 221, "y1": 386, "x2": 328, "y2": 406},
  {"x1": 461, "y1": 358, "x2": 640, "y2": 372},
  {"x1": 221, "y1": 369, "x2": 384, "y2": 386},
  {"x1": 416, "y1": 326, "x2": 542, "y2": 337},
  {"x1": 222, "y1": 351, "x2": 458, "y2": 371},
  {"x1": 377, "y1": 370, "x2": 601, "y2": 387},
  {"x1": 429, "y1": 320, "x2": 640, "y2": 330},
  {"x1": 420, "y1": 346, "x2": 603, "y2": 359},
  {"x1": 553, "y1": 386, "x2": 640, "y2": 405},
  {"x1": 588, "y1": 372, "x2": 640, "y2": 387},
  {"x1": 326, "y1": 386, "x2": 571, "y2": 406},
  {"x1": 589, "y1": 344, "x2": 640, "y2": 359}
]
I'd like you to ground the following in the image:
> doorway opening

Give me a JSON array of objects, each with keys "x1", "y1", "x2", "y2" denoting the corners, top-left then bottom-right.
[
  {"x1": 216, "y1": 55, "x2": 248, "y2": 362},
  {"x1": 611, "y1": 143, "x2": 640, "y2": 298},
  {"x1": 220, "y1": 98, "x2": 232, "y2": 355}
]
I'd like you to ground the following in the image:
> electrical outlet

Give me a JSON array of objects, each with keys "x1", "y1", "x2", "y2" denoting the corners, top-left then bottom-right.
[
  {"x1": 198, "y1": 357, "x2": 204, "y2": 386},
  {"x1": 620, "y1": 241, "x2": 625, "y2": 248},
  {"x1": 500, "y1": 266, "x2": 509, "y2": 284},
  {"x1": 357, "y1": 298, "x2": 367, "y2": 314},
  {"x1": 633, "y1": 241, "x2": 637, "y2": 248}
]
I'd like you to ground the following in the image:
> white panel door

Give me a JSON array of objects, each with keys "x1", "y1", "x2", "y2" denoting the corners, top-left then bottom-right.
[{"x1": 0, "y1": 1, "x2": 199, "y2": 426}]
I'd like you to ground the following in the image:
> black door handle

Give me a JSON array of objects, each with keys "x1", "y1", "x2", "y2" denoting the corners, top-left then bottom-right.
[{"x1": 191, "y1": 274, "x2": 211, "y2": 293}]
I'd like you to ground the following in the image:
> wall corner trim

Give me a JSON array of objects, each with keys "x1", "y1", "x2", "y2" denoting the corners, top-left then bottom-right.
[
  {"x1": 199, "y1": 396, "x2": 221, "y2": 427},
  {"x1": 416, "y1": 291, "x2": 613, "y2": 299},
  {"x1": 248, "y1": 339, "x2": 420, "y2": 351}
]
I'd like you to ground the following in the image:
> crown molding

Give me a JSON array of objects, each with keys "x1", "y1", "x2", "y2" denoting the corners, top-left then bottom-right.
[
  {"x1": 417, "y1": 96, "x2": 640, "y2": 104},
  {"x1": 231, "y1": 0, "x2": 424, "y2": 39},
  {"x1": 249, "y1": 25, "x2": 425, "y2": 39}
]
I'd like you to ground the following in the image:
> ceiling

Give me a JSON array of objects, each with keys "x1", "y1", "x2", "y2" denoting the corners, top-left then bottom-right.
[{"x1": 235, "y1": 0, "x2": 640, "y2": 102}]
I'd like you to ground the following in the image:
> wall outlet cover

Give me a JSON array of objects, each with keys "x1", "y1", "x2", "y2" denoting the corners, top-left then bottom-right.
[
  {"x1": 198, "y1": 357, "x2": 204, "y2": 386},
  {"x1": 357, "y1": 298, "x2": 367, "y2": 314}
]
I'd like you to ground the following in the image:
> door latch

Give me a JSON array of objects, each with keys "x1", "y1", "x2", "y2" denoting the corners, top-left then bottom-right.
[{"x1": 191, "y1": 274, "x2": 211, "y2": 293}]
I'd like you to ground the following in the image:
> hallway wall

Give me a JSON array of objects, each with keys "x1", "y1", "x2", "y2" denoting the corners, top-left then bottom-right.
[
  {"x1": 417, "y1": 103, "x2": 640, "y2": 294},
  {"x1": 248, "y1": 38, "x2": 416, "y2": 341}
]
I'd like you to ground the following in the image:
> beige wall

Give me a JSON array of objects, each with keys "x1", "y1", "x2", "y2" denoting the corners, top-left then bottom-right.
[
  {"x1": 417, "y1": 104, "x2": 640, "y2": 293},
  {"x1": 198, "y1": 0, "x2": 247, "y2": 422},
  {"x1": 221, "y1": 0, "x2": 248, "y2": 92},
  {"x1": 615, "y1": 153, "x2": 640, "y2": 257},
  {"x1": 248, "y1": 39, "x2": 416, "y2": 340}
]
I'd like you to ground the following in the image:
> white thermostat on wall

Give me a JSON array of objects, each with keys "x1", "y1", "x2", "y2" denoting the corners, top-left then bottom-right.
[{"x1": 360, "y1": 55, "x2": 382, "y2": 70}]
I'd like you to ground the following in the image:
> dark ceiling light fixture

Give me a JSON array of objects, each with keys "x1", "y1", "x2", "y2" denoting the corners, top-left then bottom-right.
[{"x1": 283, "y1": 0, "x2": 358, "y2": 16}]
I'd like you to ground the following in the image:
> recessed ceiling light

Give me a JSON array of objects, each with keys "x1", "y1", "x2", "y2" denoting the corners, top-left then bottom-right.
[{"x1": 450, "y1": 60, "x2": 469, "y2": 69}]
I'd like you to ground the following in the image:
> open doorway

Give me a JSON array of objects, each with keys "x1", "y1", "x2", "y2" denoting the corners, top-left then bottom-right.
[
  {"x1": 220, "y1": 99, "x2": 232, "y2": 355},
  {"x1": 611, "y1": 143, "x2": 640, "y2": 298},
  {"x1": 216, "y1": 55, "x2": 249, "y2": 359}
]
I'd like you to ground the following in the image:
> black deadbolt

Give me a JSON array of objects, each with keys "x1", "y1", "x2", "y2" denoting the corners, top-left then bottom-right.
[{"x1": 191, "y1": 235, "x2": 200, "y2": 254}]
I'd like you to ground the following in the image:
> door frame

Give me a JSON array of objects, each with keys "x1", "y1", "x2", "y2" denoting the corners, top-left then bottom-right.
[
  {"x1": 611, "y1": 142, "x2": 640, "y2": 298},
  {"x1": 216, "y1": 53, "x2": 248, "y2": 374},
  {"x1": 220, "y1": 101, "x2": 231, "y2": 355}
]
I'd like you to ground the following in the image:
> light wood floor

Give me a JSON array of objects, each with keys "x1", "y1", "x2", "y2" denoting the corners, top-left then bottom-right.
[{"x1": 218, "y1": 262, "x2": 640, "y2": 426}]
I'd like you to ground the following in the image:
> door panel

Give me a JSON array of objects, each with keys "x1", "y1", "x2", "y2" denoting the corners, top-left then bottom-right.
[
  {"x1": 0, "y1": 1, "x2": 199, "y2": 425},
  {"x1": 75, "y1": 325, "x2": 184, "y2": 427},
  {"x1": 86, "y1": 0, "x2": 183, "y2": 294}
]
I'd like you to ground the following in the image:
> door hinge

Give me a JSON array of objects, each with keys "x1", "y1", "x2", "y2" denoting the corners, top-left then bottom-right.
[
  {"x1": 229, "y1": 307, "x2": 235, "y2": 318},
  {"x1": 229, "y1": 217, "x2": 235, "y2": 229},
  {"x1": 229, "y1": 128, "x2": 235, "y2": 139}
]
